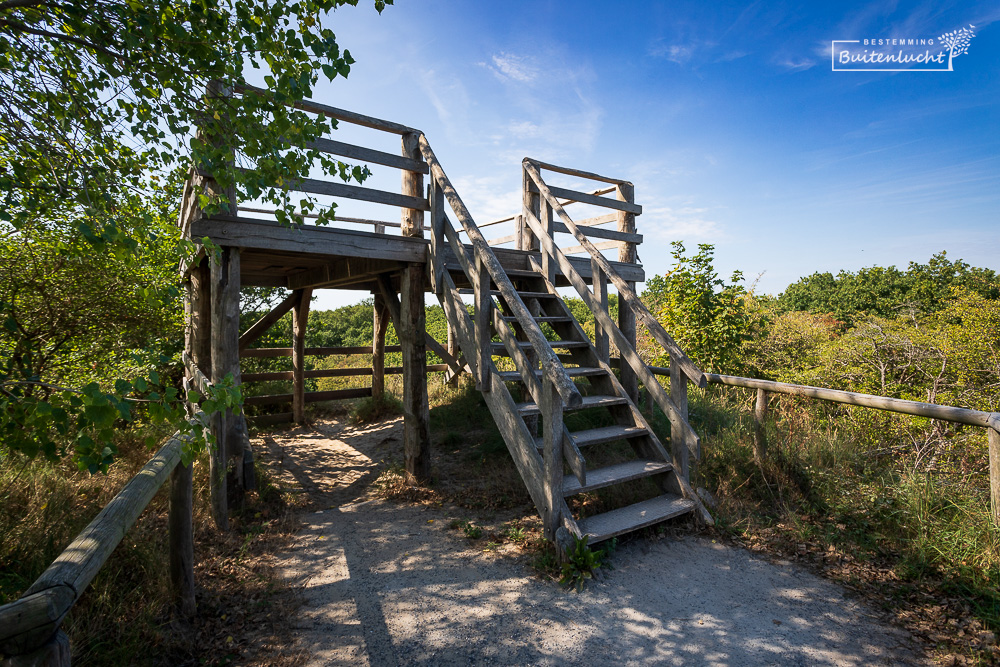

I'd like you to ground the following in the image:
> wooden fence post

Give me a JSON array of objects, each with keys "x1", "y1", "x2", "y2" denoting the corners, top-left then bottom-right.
[
  {"x1": 990, "y1": 427, "x2": 1000, "y2": 527},
  {"x1": 592, "y1": 263, "x2": 609, "y2": 364},
  {"x1": 616, "y1": 181, "x2": 638, "y2": 404},
  {"x1": 753, "y1": 388, "x2": 769, "y2": 467},
  {"x1": 168, "y1": 460, "x2": 195, "y2": 618},
  {"x1": 669, "y1": 356, "x2": 690, "y2": 483},
  {"x1": 542, "y1": 378, "x2": 564, "y2": 541},
  {"x1": 7, "y1": 629, "x2": 70, "y2": 667},
  {"x1": 521, "y1": 167, "x2": 539, "y2": 252},
  {"x1": 292, "y1": 288, "x2": 312, "y2": 423},
  {"x1": 540, "y1": 198, "x2": 555, "y2": 285},
  {"x1": 372, "y1": 291, "x2": 388, "y2": 401}
]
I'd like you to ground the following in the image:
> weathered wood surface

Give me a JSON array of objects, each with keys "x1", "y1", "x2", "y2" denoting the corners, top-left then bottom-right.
[
  {"x1": 210, "y1": 246, "x2": 242, "y2": 529},
  {"x1": 523, "y1": 214, "x2": 701, "y2": 455},
  {"x1": 419, "y1": 134, "x2": 581, "y2": 408},
  {"x1": 305, "y1": 137, "x2": 428, "y2": 173},
  {"x1": 372, "y1": 291, "x2": 388, "y2": 400},
  {"x1": 241, "y1": 345, "x2": 403, "y2": 357},
  {"x1": 561, "y1": 240, "x2": 623, "y2": 255},
  {"x1": 2, "y1": 427, "x2": 195, "y2": 655},
  {"x1": 551, "y1": 222, "x2": 641, "y2": 243},
  {"x1": 990, "y1": 428, "x2": 1000, "y2": 526},
  {"x1": 669, "y1": 362, "x2": 691, "y2": 483},
  {"x1": 753, "y1": 388, "x2": 769, "y2": 466},
  {"x1": 542, "y1": 379, "x2": 564, "y2": 540},
  {"x1": 292, "y1": 288, "x2": 312, "y2": 423},
  {"x1": 474, "y1": 258, "x2": 492, "y2": 391},
  {"x1": 283, "y1": 175, "x2": 429, "y2": 212},
  {"x1": 592, "y1": 263, "x2": 609, "y2": 363},
  {"x1": 401, "y1": 132, "x2": 426, "y2": 238},
  {"x1": 531, "y1": 159, "x2": 628, "y2": 185},
  {"x1": 234, "y1": 82, "x2": 419, "y2": 135},
  {"x1": 524, "y1": 160, "x2": 705, "y2": 387},
  {"x1": 169, "y1": 461, "x2": 195, "y2": 618},
  {"x1": 616, "y1": 181, "x2": 639, "y2": 403},
  {"x1": 705, "y1": 374, "x2": 997, "y2": 428},
  {"x1": 400, "y1": 263, "x2": 432, "y2": 482},
  {"x1": 238, "y1": 291, "x2": 298, "y2": 352},
  {"x1": 244, "y1": 387, "x2": 373, "y2": 406},
  {"x1": 543, "y1": 184, "x2": 642, "y2": 215}
]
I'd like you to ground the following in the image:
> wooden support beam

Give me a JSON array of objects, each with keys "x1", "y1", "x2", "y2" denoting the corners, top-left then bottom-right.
[
  {"x1": 474, "y1": 257, "x2": 492, "y2": 392},
  {"x1": 669, "y1": 361, "x2": 691, "y2": 483},
  {"x1": 617, "y1": 182, "x2": 639, "y2": 404},
  {"x1": 209, "y1": 247, "x2": 241, "y2": 530},
  {"x1": 542, "y1": 379, "x2": 564, "y2": 541},
  {"x1": 372, "y1": 291, "x2": 389, "y2": 400},
  {"x1": 238, "y1": 291, "x2": 296, "y2": 352},
  {"x1": 401, "y1": 132, "x2": 426, "y2": 238},
  {"x1": 592, "y1": 263, "x2": 609, "y2": 364},
  {"x1": 292, "y1": 288, "x2": 312, "y2": 423},
  {"x1": 400, "y1": 264, "x2": 431, "y2": 482},
  {"x1": 991, "y1": 428, "x2": 1000, "y2": 527}
]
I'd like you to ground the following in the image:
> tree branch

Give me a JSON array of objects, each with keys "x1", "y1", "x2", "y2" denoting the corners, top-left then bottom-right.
[{"x1": 0, "y1": 18, "x2": 122, "y2": 61}]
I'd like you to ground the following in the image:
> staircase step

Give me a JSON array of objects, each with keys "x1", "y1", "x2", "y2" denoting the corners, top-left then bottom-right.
[
  {"x1": 563, "y1": 460, "x2": 672, "y2": 496},
  {"x1": 516, "y1": 394, "x2": 628, "y2": 416},
  {"x1": 491, "y1": 340, "x2": 588, "y2": 353},
  {"x1": 577, "y1": 494, "x2": 696, "y2": 543},
  {"x1": 498, "y1": 367, "x2": 606, "y2": 382},
  {"x1": 457, "y1": 289, "x2": 557, "y2": 300},
  {"x1": 502, "y1": 315, "x2": 572, "y2": 324},
  {"x1": 571, "y1": 425, "x2": 649, "y2": 447},
  {"x1": 502, "y1": 269, "x2": 543, "y2": 278}
]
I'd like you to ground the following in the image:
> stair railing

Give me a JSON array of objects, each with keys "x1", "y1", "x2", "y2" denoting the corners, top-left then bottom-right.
[
  {"x1": 521, "y1": 159, "x2": 706, "y2": 482},
  {"x1": 417, "y1": 136, "x2": 582, "y2": 538}
]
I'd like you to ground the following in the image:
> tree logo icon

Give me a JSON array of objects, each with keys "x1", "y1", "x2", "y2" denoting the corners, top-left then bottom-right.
[{"x1": 938, "y1": 24, "x2": 976, "y2": 71}]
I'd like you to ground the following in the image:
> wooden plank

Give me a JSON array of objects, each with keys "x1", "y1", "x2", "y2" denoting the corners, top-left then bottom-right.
[
  {"x1": 517, "y1": 395, "x2": 628, "y2": 416},
  {"x1": 570, "y1": 425, "x2": 648, "y2": 447},
  {"x1": 191, "y1": 217, "x2": 428, "y2": 263},
  {"x1": 241, "y1": 345, "x2": 403, "y2": 357},
  {"x1": 577, "y1": 495, "x2": 695, "y2": 543},
  {"x1": 561, "y1": 240, "x2": 622, "y2": 256},
  {"x1": 286, "y1": 256, "x2": 403, "y2": 291},
  {"x1": 524, "y1": 162, "x2": 705, "y2": 387},
  {"x1": 563, "y1": 460, "x2": 671, "y2": 496},
  {"x1": 551, "y1": 222, "x2": 642, "y2": 244},
  {"x1": 234, "y1": 83, "x2": 419, "y2": 135},
  {"x1": 239, "y1": 291, "x2": 296, "y2": 352},
  {"x1": 543, "y1": 184, "x2": 642, "y2": 214},
  {"x1": 305, "y1": 137, "x2": 428, "y2": 173},
  {"x1": 286, "y1": 176, "x2": 430, "y2": 211},
  {"x1": 532, "y1": 159, "x2": 628, "y2": 185},
  {"x1": 418, "y1": 134, "x2": 582, "y2": 408},
  {"x1": 244, "y1": 388, "x2": 372, "y2": 406},
  {"x1": 576, "y1": 213, "x2": 618, "y2": 227}
]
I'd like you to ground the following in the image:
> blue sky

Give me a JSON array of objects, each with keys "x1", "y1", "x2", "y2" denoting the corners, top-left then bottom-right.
[{"x1": 298, "y1": 0, "x2": 999, "y2": 310}]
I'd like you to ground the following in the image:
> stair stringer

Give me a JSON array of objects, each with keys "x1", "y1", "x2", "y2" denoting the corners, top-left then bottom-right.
[{"x1": 434, "y1": 270, "x2": 578, "y2": 536}]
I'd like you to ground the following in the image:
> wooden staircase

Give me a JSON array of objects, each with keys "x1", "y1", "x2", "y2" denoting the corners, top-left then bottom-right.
[{"x1": 418, "y1": 137, "x2": 712, "y2": 550}]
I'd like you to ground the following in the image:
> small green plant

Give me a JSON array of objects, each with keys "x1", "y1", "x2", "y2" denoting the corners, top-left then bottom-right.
[
  {"x1": 559, "y1": 534, "x2": 606, "y2": 592},
  {"x1": 462, "y1": 521, "x2": 483, "y2": 539},
  {"x1": 502, "y1": 523, "x2": 527, "y2": 544},
  {"x1": 350, "y1": 394, "x2": 403, "y2": 425}
]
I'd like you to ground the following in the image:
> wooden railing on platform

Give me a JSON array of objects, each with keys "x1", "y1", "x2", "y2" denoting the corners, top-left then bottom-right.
[{"x1": 0, "y1": 414, "x2": 203, "y2": 664}]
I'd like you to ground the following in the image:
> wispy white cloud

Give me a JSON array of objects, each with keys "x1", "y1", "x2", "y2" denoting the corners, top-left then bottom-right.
[
  {"x1": 648, "y1": 41, "x2": 698, "y2": 65},
  {"x1": 488, "y1": 52, "x2": 538, "y2": 83},
  {"x1": 775, "y1": 57, "x2": 816, "y2": 72},
  {"x1": 642, "y1": 205, "x2": 726, "y2": 243}
]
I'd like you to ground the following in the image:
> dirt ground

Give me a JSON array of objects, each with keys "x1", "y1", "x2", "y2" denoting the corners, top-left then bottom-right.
[{"x1": 254, "y1": 414, "x2": 929, "y2": 666}]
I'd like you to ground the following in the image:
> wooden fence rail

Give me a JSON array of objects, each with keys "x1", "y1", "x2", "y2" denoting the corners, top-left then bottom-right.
[
  {"x1": 0, "y1": 416, "x2": 204, "y2": 664},
  {"x1": 684, "y1": 371, "x2": 1000, "y2": 525}
]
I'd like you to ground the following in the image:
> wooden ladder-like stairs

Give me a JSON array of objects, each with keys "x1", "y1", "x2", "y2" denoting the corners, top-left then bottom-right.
[{"x1": 451, "y1": 268, "x2": 709, "y2": 544}]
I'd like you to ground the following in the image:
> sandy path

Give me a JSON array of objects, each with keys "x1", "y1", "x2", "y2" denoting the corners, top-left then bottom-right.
[{"x1": 258, "y1": 416, "x2": 926, "y2": 666}]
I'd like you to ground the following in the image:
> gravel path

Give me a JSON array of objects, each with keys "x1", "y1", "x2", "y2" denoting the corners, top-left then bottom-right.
[{"x1": 261, "y1": 417, "x2": 927, "y2": 666}]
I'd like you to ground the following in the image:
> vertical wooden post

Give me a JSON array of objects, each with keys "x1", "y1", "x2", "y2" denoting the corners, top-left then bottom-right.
[
  {"x1": 542, "y1": 378, "x2": 564, "y2": 541},
  {"x1": 400, "y1": 265, "x2": 431, "y2": 483},
  {"x1": 7, "y1": 629, "x2": 70, "y2": 667},
  {"x1": 753, "y1": 388, "x2": 769, "y2": 467},
  {"x1": 400, "y1": 131, "x2": 431, "y2": 482},
  {"x1": 168, "y1": 460, "x2": 195, "y2": 618},
  {"x1": 669, "y1": 356, "x2": 690, "y2": 483},
  {"x1": 474, "y1": 257, "x2": 492, "y2": 392},
  {"x1": 292, "y1": 288, "x2": 312, "y2": 424},
  {"x1": 989, "y1": 427, "x2": 1000, "y2": 527},
  {"x1": 617, "y1": 182, "x2": 638, "y2": 404},
  {"x1": 372, "y1": 291, "x2": 388, "y2": 401},
  {"x1": 521, "y1": 167, "x2": 539, "y2": 251},
  {"x1": 540, "y1": 198, "x2": 555, "y2": 285},
  {"x1": 209, "y1": 246, "x2": 241, "y2": 530},
  {"x1": 592, "y1": 263, "x2": 609, "y2": 364}
]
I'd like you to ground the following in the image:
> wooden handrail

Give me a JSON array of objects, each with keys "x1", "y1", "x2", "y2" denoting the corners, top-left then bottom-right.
[
  {"x1": 418, "y1": 135, "x2": 582, "y2": 408},
  {"x1": 704, "y1": 373, "x2": 998, "y2": 429},
  {"x1": 0, "y1": 417, "x2": 203, "y2": 658},
  {"x1": 523, "y1": 160, "x2": 705, "y2": 388}
]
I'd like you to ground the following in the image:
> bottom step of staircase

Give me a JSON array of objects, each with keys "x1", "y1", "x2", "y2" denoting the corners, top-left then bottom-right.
[{"x1": 576, "y1": 494, "x2": 695, "y2": 543}]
